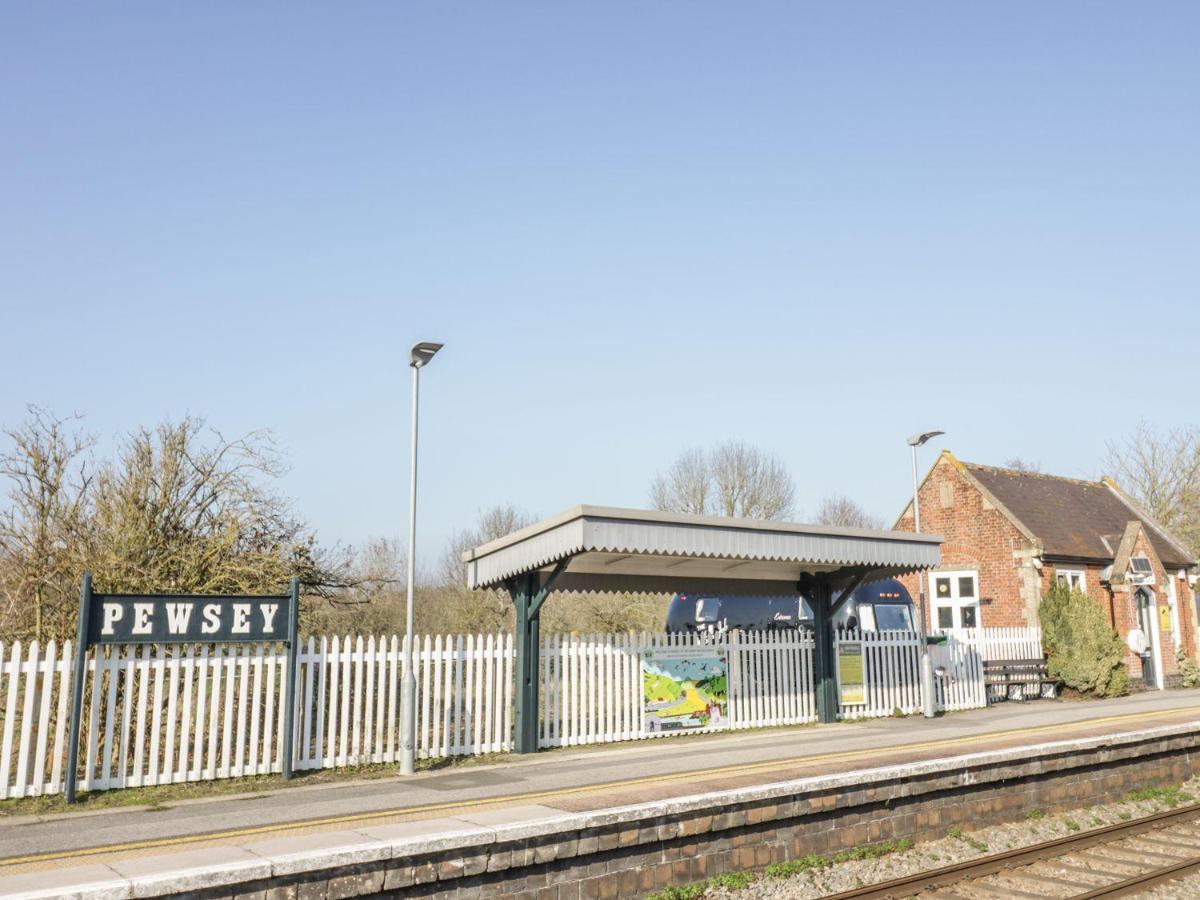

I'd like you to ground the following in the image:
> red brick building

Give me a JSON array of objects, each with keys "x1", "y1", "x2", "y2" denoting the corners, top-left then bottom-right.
[{"x1": 894, "y1": 452, "x2": 1198, "y2": 689}]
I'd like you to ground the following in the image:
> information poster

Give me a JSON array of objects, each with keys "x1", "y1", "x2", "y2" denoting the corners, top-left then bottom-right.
[
  {"x1": 838, "y1": 641, "x2": 866, "y2": 705},
  {"x1": 642, "y1": 646, "x2": 728, "y2": 734}
]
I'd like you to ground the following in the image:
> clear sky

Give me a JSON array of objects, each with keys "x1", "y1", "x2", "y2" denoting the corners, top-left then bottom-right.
[{"x1": 3, "y1": 4, "x2": 1198, "y2": 566}]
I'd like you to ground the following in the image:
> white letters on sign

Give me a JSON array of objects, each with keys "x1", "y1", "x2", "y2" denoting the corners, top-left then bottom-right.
[
  {"x1": 91, "y1": 596, "x2": 289, "y2": 643},
  {"x1": 101, "y1": 603, "x2": 124, "y2": 635},
  {"x1": 164, "y1": 603, "x2": 192, "y2": 634},
  {"x1": 132, "y1": 603, "x2": 154, "y2": 635},
  {"x1": 202, "y1": 604, "x2": 221, "y2": 634}
]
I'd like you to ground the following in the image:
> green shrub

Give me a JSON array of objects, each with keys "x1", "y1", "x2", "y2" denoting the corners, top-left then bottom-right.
[
  {"x1": 1127, "y1": 785, "x2": 1195, "y2": 807},
  {"x1": 1039, "y1": 583, "x2": 1129, "y2": 697},
  {"x1": 708, "y1": 872, "x2": 756, "y2": 891},
  {"x1": 1177, "y1": 652, "x2": 1200, "y2": 688},
  {"x1": 647, "y1": 885, "x2": 706, "y2": 900},
  {"x1": 765, "y1": 855, "x2": 832, "y2": 878}
]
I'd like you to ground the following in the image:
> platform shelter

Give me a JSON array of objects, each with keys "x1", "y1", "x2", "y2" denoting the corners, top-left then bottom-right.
[{"x1": 463, "y1": 505, "x2": 942, "y2": 751}]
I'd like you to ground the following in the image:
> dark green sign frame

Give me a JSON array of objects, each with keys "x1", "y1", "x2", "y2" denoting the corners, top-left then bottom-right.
[{"x1": 63, "y1": 573, "x2": 301, "y2": 803}]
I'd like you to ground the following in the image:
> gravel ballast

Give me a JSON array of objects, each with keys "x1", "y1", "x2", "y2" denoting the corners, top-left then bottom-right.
[{"x1": 663, "y1": 776, "x2": 1200, "y2": 899}]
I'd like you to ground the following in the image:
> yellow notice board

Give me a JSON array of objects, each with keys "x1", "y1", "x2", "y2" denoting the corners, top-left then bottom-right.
[
  {"x1": 1159, "y1": 603, "x2": 1173, "y2": 633},
  {"x1": 838, "y1": 641, "x2": 865, "y2": 705}
]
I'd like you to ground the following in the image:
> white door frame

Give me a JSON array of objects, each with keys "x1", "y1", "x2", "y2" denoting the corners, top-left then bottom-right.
[{"x1": 1137, "y1": 587, "x2": 1165, "y2": 691}]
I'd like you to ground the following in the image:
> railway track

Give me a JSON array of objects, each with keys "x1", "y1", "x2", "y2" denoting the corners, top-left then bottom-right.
[{"x1": 825, "y1": 803, "x2": 1200, "y2": 899}]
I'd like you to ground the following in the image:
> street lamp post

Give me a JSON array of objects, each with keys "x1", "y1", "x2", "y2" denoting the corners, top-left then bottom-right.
[
  {"x1": 401, "y1": 341, "x2": 443, "y2": 776},
  {"x1": 908, "y1": 429, "x2": 944, "y2": 719}
]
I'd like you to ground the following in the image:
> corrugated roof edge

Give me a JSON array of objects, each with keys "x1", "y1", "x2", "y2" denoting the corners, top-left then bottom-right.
[{"x1": 461, "y1": 504, "x2": 942, "y2": 563}]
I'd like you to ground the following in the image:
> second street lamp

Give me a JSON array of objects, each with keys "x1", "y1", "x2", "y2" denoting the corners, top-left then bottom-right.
[
  {"x1": 907, "y1": 429, "x2": 944, "y2": 719},
  {"x1": 400, "y1": 341, "x2": 443, "y2": 776}
]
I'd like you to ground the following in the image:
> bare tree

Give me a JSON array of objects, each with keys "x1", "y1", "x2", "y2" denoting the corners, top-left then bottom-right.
[
  {"x1": 0, "y1": 407, "x2": 94, "y2": 639},
  {"x1": 814, "y1": 495, "x2": 883, "y2": 530},
  {"x1": 429, "y1": 504, "x2": 537, "y2": 633},
  {"x1": 82, "y1": 418, "x2": 332, "y2": 596},
  {"x1": 1004, "y1": 457, "x2": 1042, "y2": 474},
  {"x1": 710, "y1": 441, "x2": 795, "y2": 519},
  {"x1": 649, "y1": 442, "x2": 795, "y2": 520},
  {"x1": 1104, "y1": 423, "x2": 1200, "y2": 556},
  {"x1": 649, "y1": 447, "x2": 709, "y2": 516},
  {"x1": 306, "y1": 536, "x2": 410, "y2": 634}
]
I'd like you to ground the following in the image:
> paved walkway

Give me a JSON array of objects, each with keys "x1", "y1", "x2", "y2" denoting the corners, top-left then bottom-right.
[{"x1": 1, "y1": 689, "x2": 1199, "y2": 892}]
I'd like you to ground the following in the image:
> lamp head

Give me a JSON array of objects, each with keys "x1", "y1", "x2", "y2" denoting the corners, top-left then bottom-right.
[
  {"x1": 410, "y1": 342, "x2": 444, "y2": 368},
  {"x1": 907, "y1": 430, "x2": 945, "y2": 448}
]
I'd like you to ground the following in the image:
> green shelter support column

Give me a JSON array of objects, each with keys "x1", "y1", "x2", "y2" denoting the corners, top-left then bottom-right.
[
  {"x1": 512, "y1": 574, "x2": 535, "y2": 753},
  {"x1": 807, "y1": 575, "x2": 838, "y2": 724},
  {"x1": 511, "y1": 560, "x2": 568, "y2": 754}
]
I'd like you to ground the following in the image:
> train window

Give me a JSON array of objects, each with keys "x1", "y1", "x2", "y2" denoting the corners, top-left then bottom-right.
[
  {"x1": 875, "y1": 605, "x2": 913, "y2": 631},
  {"x1": 695, "y1": 597, "x2": 721, "y2": 623},
  {"x1": 857, "y1": 605, "x2": 876, "y2": 631}
]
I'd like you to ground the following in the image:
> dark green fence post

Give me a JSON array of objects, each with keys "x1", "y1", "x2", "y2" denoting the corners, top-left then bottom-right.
[
  {"x1": 64, "y1": 573, "x2": 93, "y2": 803},
  {"x1": 282, "y1": 576, "x2": 300, "y2": 780}
]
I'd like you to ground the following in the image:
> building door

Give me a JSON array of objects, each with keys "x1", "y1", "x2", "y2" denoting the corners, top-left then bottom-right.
[
  {"x1": 1135, "y1": 588, "x2": 1160, "y2": 689},
  {"x1": 930, "y1": 571, "x2": 980, "y2": 630}
]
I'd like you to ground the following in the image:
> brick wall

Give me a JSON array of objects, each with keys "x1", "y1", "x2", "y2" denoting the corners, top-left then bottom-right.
[
  {"x1": 895, "y1": 455, "x2": 1038, "y2": 630},
  {"x1": 895, "y1": 455, "x2": 1199, "y2": 685}
]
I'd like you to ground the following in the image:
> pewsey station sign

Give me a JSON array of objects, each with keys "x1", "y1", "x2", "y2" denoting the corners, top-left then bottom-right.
[
  {"x1": 90, "y1": 594, "x2": 289, "y2": 644},
  {"x1": 65, "y1": 574, "x2": 302, "y2": 802}
]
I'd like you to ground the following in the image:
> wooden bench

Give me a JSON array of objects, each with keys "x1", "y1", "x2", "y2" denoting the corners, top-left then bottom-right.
[{"x1": 983, "y1": 658, "x2": 1057, "y2": 700}]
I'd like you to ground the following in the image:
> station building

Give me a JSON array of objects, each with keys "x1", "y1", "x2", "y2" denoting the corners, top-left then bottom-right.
[{"x1": 894, "y1": 451, "x2": 1198, "y2": 688}]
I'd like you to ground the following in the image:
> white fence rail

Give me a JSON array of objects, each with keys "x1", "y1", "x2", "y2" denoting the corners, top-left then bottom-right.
[{"x1": 1, "y1": 627, "x2": 1026, "y2": 799}]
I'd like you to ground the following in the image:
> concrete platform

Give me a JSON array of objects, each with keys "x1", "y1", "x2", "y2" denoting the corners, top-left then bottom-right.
[{"x1": 2, "y1": 689, "x2": 1199, "y2": 898}]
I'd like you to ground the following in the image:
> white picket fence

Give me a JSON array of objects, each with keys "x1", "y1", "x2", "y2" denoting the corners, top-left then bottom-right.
[
  {"x1": 537, "y1": 630, "x2": 817, "y2": 748},
  {"x1": 957, "y1": 626, "x2": 1043, "y2": 662},
  {"x1": 936, "y1": 626, "x2": 1044, "y2": 701},
  {"x1": 834, "y1": 630, "x2": 925, "y2": 719},
  {"x1": 931, "y1": 632, "x2": 989, "y2": 711},
  {"x1": 0, "y1": 627, "x2": 1028, "y2": 799},
  {"x1": 0, "y1": 640, "x2": 74, "y2": 799}
]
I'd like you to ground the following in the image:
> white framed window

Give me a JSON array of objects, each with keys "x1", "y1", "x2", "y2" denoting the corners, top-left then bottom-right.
[
  {"x1": 1055, "y1": 568, "x2": 1086, "y2": 592},
  {"x1": 930, "y1": 570, "x2": 980, "y2": 630}
]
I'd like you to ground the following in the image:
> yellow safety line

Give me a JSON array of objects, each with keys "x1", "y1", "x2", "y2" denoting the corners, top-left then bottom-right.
[{"x1": 2, "y1": 706, "x2": 1195, "y2": 869}]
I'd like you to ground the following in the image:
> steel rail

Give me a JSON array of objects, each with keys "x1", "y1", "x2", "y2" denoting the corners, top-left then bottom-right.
[
  {"x1": 822, "y1": 802, "x2": 1200, "y2": 899},
  {"x1": 1075, "y1": 852, "x2": 1200, "y2": 898}
]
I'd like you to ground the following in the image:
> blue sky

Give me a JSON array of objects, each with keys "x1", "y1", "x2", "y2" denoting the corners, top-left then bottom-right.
[{"x1": 3, "y1": 4, "x2": 1198, "y2": 565}]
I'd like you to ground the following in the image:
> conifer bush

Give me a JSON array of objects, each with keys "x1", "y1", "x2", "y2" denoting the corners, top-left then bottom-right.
[
  {"x1": 1177, "y1": 651, "x2": 1200, "y2": 689},
  {"x1": 1038, "y1": 583, "x2": 1129, "y2": 698}
]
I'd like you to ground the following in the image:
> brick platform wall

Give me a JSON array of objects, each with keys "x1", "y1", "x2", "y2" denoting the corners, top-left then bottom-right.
[{"x1": 194, "y1": 724, "x2": 1200, "y2": 900}]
